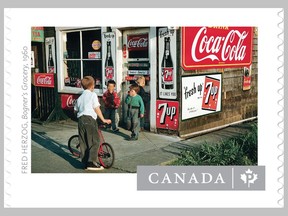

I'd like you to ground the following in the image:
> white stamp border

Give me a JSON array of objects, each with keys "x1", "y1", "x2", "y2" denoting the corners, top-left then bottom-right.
[{"x1": 3, "y1": 8, "x2": 283, "y2": 208}]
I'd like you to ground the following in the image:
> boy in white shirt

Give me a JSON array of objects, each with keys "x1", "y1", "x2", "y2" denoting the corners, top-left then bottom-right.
[{"x1": 74, "y1": 76, "x2": 111, "y2": 171}]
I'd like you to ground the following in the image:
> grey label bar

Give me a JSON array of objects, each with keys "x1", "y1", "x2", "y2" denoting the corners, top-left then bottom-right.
[{"x1": 137, "y1": 166, "x2": 265, "y2": 190}]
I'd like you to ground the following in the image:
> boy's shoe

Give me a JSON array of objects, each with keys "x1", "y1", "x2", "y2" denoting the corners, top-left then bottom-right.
[
  {"x1": 129, "y1": 136, "x2": 138, "y2": 141},
  {"x1": 112, "y1": 128, "x2": 119, "y2": 132},
  {"x1": 85, "y1": 162, "x2": 104, "y2": 171}
]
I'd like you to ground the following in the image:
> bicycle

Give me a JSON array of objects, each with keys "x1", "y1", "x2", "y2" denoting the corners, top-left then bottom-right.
[{"x1": 68, "y1": 124, "x2": 115, "y2": 169}]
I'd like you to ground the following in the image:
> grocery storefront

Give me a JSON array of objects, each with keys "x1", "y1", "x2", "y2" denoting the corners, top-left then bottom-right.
[{"x1": 31, "y1": 26, "x2": 257, "y2": 137}]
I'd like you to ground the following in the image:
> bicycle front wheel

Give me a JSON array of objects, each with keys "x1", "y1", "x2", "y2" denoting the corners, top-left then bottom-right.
[
  {"x1": 98, "y1": 143, "x2": 115, "y2": 169},
  {"x1": 68, "y1": 135, "x2": 81, "y2": 158}
]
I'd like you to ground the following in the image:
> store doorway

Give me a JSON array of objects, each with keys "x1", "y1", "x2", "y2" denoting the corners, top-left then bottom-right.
[{"x1": 122, "y1": 28, "x2": 151, "y2": 130}]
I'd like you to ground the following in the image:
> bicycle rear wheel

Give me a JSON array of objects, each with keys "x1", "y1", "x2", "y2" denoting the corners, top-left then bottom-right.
[
  {"x1": 68, "y1": 135, "x2": 81, "y2": 158},
  {"x1": 98, "y1": 143, "x2": 115, "y2": 169}
]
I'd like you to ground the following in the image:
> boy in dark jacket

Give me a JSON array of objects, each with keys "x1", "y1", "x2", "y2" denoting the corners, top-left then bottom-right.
[
  {"x1": 135, "y1": 76, "x2": 147, "y2": 131},
  {"x1": 103, "y1": 80, "x2": 120, "y2": 132}
]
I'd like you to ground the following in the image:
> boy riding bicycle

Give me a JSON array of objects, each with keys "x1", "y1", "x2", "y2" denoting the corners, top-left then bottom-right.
[{"x1": 74, "y1": 76, "x2": 111, "y2": 171}]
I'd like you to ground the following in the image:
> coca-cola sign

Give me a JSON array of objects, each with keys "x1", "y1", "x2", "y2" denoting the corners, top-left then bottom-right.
[
  {"x1": 34, "y1": 73, "x2": 54, "y2": 88},
  {"x1": 156, "y1": 100, "x2": 179, "y2": 130},
  {"x1": 127, "y1": 33, "x2": 148, "y2": 51},
  {"x1": 181, "y1": 27, "x2": 253, "y2": 70},
  {"x1": 61, "y1": 94, "x2": 80, "y2": 110}
]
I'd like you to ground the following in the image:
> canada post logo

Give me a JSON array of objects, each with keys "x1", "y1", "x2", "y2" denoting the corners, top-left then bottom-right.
[
  {"x1": 137, "y1": 166, "x2": 265, "y2": 190},
  {"x1": 240, "y1": 169, "x2": 258, "y2": 188}
]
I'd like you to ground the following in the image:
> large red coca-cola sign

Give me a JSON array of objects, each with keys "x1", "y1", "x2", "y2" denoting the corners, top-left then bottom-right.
[
  {"x1": 61, "y1": 94, "x2": 80, "y2": 110},
  {"x1": 127, "y1": 33, "x2": 148, "y2": 51},
  {"x1": 181, "y1": 27, "x2": 253, "y2": 70},
  {"x1": 34, "y1": 73, "x2": 54, "y2": 88}
]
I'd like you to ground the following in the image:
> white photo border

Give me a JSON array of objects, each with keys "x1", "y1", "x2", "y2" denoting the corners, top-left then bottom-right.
[{"x1": 3, "y1": 8, "x2": 283, "y2": 208}]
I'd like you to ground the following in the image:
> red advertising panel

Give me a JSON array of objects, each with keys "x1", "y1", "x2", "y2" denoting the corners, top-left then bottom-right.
[
  {"x1": 122, "y1": 44, "x2": 127, "y2": 58},
  {"x1": 182, "y1": 74, "x2": 222, "y2": 120},
  {"x1": 156, "y1": 100, "x2": 179, "y2": 130},
  {"x1": 243, "y1": 66, "x2": 252, "y2": 91},
  {"x1": 182, "y1": 27, "x2": 253, "y2": 70},
  {"x1": 61, "y1": 94, "x2": 80, "y2": 110},
  {"x1": 127, "y1": 33, "x2": 148, "y2": 51},
  {"x1": 34, "y1": 73, "x2": 54, "y2": 88},
  {"x1": 201, "y1": 76, "x2": 221, "y2": 111},
  {"x1": 243, "y1": 76, "x2": 252, "y2": 90},
  {"x1": 125, "y1": 76, "x2": 150, "y2": 81}
]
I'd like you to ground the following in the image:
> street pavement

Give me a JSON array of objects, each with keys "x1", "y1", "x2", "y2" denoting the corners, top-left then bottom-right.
[{"x1": 31, "y1": 119, "x2": 256, "y2": 173}]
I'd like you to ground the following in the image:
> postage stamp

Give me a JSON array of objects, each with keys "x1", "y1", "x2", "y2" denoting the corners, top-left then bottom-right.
[{"x1": 3, "y1": 8, "x2": 283, "y2": 208}]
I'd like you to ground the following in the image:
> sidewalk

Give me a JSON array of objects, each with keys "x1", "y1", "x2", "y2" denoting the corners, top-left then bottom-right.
[{"x1": 31, "y1": 119, "x2": 256, "y2": 173}]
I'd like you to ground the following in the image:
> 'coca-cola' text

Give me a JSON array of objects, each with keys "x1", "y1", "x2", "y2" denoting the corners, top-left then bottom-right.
[
  {"x1": 127, "y1": 34, "x2": 148, "y2": 51},
  {"x1": 37, "y1": 76, "x2": 52, "y2": 85},
  {"x1": 61, "y1": 94, "x2": 80, "y2": 110},
  {"x1": 182, "y1": 27, "x2": 253, "y2": 69},
  {"x1": 66, "y1": 95, "x2": 77, "y2": 108},
  {"x1": 34, "y1": 73, "x2": 54, "y2": 88},
  {"x1": 191, "y1": 27, "x2": 248, "y2": 62}
]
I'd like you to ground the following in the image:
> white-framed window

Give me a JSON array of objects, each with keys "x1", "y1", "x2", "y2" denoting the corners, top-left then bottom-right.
[{"x1": 57, "y1": 27, "x2": 106, "y2": 94}]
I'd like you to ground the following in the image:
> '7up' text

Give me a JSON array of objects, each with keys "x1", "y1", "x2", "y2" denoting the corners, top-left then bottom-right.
[{"x1": 158, "y1": 103, "x2": 177, "y2": 124}]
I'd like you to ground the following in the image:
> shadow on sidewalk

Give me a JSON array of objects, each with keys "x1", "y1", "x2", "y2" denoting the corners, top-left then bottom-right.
[
  {"x1": 32, "y1": 131, "x2": 83, "y2": 170},
  {"x1": 161, "y1": 142, "x2": 194, "y2": 156},
  {"x1": 101, "y1": 128, "x2": 131, "y2": 140}
]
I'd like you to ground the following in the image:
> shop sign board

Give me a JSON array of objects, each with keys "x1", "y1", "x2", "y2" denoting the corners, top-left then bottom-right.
[
  {"x1": 34, "y1": 73, "x2": 55, "y2": 88},
  {"x1": 45, "y1": 37, "x2": 56, "y2": 73},
  {"x1": 127, "y1": 33, "x2": 148, "y2": 51},
  {"x1": 102, "y1": 32, "x2": 116, "y2": 90},
  {"x1": 122, "y1": 44, "x2": 127, "y2": 58},
  {"x1": 158, "y1": 27, "x2": 177, "y2": 100},
  {"x1": 125, "y1": 76, "x2": 150, "y2": 81},
  {"x1": 181, "y1": 27, "x2": 253, "y2": 70},
  {"x1": 88, "y1": 52, "x2": 101, "y2": 59},
  {"x1": 156, "y1": 100, "x2": 179, "y2": 130},
  {"x1": 31, "y1": 27, "x2": 44, "y2": 42},
  {"x1": 128, "y1": 70, "x2": 149, "y2": 75},
  {"x1": 182, "y1": 74, "x2": 222, "y2": 120},
  {"x1": 61, "y1": 94, "x2": 80, "y2": 110},
  {"x1": 243, "y1": 65, "x2": 252, "y2": 91}
]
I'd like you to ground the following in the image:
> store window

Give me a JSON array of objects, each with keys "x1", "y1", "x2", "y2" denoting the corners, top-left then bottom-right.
[{"x1": 60, "y1": 28, "x2": 103, "y2": 92}]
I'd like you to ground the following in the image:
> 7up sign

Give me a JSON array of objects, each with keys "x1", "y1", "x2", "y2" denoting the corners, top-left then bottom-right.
[
  {"x1": 202, "y1": 76, "x2": 221, "y2": 111},
  {"x1": 156, "y1": 100, "x2": 179, "y2": 130},
  {"x1": 182, "y1": 74, "x2": 222, "y2": 120}
]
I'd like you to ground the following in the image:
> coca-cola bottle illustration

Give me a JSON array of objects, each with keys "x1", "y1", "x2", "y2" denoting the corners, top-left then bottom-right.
[
  {"x1": 161, "y1": 37, "x2": 173, "y2": 89},
  {"x1": 105, "y1": 41, "x2": 114, "y2": 85},
  {"x1": 48, "y1": 45, "x2": 54, "y2": 73}
]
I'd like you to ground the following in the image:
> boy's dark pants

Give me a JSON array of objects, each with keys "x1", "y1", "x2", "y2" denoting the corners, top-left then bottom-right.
[
  {"x1": 127, "y1": 108, "x2": 140, "y2": 138},
  {"x1": 78, "y1": 115, "x2": 100, "y2": 166},
  {"x1": 104, "y1": 108, "x2": 117, "y2": 130}
]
